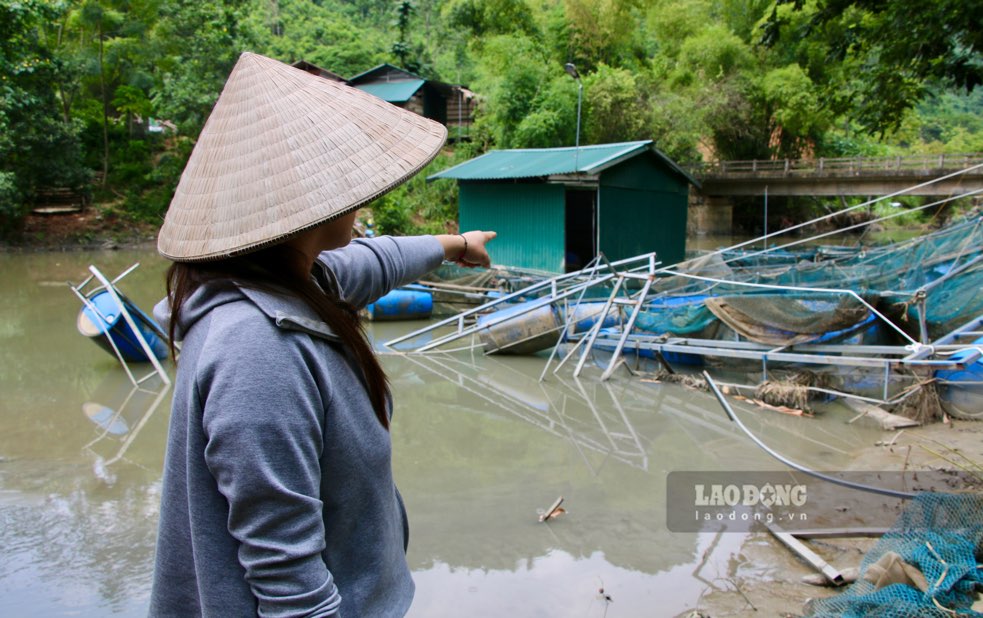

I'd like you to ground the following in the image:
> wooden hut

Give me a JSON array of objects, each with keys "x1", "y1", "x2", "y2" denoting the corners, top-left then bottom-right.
[
  {"x1": 347, "y1": 64, "x2": 475, "y2": 136},
  {"x1": 429, "y1": 141, "x2": 699, "y2": 272}
]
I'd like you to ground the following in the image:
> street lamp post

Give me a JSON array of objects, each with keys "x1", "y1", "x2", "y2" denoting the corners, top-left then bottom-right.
[{"x1": 564, "y1": 62, "x2": 582, "y2": 172}]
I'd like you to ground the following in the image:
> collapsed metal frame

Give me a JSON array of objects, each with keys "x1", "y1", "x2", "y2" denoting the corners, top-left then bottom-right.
[
  {"x1": 549, "y1": 223, "x2": 982, "y2": 404},
  {"x1": 540, "y1": 184, "x2": 983, "y2": 403},
  {"x1": 384, "y1": 252, "x2": 662, "y2": 354},
  {"x1": 68, "y1": 263, "x2": 171, "y2": 388},
  {"x1": 385, "y1": 166, "x2": 983, "y2": 409},
  {"x1": 569, "y1": 309, "x2": 982, "y2": 400}
]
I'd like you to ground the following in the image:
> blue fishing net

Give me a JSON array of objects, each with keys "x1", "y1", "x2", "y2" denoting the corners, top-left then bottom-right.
[
  {"x1": 804, "y1": 493, "x2": 983, "y2": 617},
  {"x1": 635, "y1": 296, "x2": 718, "y2": 335},
  {"x1": 651, "y1": 215, "x2": 983, "y2": 344}
]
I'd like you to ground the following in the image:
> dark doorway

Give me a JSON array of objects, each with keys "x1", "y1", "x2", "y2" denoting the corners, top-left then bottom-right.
[{"x1": 564, "y1": 190, "x2": 596, "y2": 272}]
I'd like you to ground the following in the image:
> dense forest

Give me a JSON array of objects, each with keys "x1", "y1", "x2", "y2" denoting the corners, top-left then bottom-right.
[{"x1": 2, "y1": 0, "x2": 981, "y2": 239}]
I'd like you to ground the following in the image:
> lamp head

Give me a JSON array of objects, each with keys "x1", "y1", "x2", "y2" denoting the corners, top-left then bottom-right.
[{"x1": 564, "y1": 63, "x2": 580, "y2": 80}]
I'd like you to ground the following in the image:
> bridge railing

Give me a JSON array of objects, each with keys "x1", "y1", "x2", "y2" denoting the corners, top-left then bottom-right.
[{"x1": 688, "y1": 153, "x2": 983, "y2": 178}]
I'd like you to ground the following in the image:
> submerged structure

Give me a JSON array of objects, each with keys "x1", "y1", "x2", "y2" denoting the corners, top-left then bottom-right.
[{"x1": 387, "y1": 167, "x2": 983, "y2": 421}]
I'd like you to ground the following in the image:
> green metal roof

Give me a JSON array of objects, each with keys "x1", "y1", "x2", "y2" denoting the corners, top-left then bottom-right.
[
  {"x1": 353, "y1": 79, "x2": 425, "y2": 103},
  {"x1": 427, "y1": 141, "x2": 698, "y2": 186},
  {"x1": 348, "y1": 63, "x2": 422, "y2": 83}
]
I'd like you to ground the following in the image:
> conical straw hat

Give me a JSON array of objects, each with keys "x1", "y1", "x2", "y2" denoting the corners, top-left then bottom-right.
[{"x1": 158, "y1": 52, "x2": 447, "y2": 261}]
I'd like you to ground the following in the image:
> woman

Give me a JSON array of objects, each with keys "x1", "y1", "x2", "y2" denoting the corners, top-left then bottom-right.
[{"x1": 149, "y1": 52, "x2": 494, "y2": 617}]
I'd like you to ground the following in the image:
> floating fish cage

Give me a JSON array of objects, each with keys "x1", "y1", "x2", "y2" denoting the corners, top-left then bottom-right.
[{"x1": 384, "y1": 201, "x2": 983, "y2": 418}]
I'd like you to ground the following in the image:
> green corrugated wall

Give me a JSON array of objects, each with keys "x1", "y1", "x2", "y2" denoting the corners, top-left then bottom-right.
[
  {"x1": 598, "y1": 156, "x2": 688, "y2": 265},
  {"x1": 459, "y1": 182, "x2": 565, "y2": 271}
]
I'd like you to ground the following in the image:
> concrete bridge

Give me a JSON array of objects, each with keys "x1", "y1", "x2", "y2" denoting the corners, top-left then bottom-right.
[
  {"x1": 684, "y1": 153, "x2": 983, "y2": 234},
  {"x1": 690, "y1": 153, "x2": 983, "y2": 197}
]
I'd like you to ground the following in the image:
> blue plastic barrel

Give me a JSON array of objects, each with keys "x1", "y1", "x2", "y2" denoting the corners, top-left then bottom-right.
[
  {"x1": 77, "y1": 290, "x2": 169, "y2": 362},
  {"x1": 935, "y1": 335, "x2": 983, "y2": 420},
  {"x1": 365, "y1": 289, "x2": 433, "y2": 321},
  {"x1": 476, "y1": 299, "x2": 560, "y2": 355}
]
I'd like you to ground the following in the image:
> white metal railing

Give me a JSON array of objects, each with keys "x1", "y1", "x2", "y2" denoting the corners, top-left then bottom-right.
[{"x1": 687, "y1": 153, "x2": 983, "y2": 178}]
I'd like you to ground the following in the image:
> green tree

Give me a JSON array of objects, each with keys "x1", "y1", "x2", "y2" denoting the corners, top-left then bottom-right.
[
  {"x1": 583, "y1": 63, "x2": 647, "y2": 144},
  {"x1": 237, "y1": 0, "x2": 387, "y2": 78},
  {"x1": 0, "y1": 0, "x2": 88, "y2": 233},
  {"x1": 647, "y1": 90, "x2": 704, "y2": 163},
  {"x1": 471, "y1": 33, "x2": 552, "y2": 147},
  {"x1": 512, "y1": 76, "x2": 577, "y2": 148},
  {"x1": 756, "y1": 63, "x2": 830, "y2": 157},
  {"x1": 762, "y1": 0, "x2": 983, "y2": 133},
  {"x1": 443, "y1": 0, "x2": 538, "y2": 41},
  {"x1": 391, "y1": 0, "x2": 415, "y2": 69},
  {"x1": 671, "y1": 25, "x2": 752, "y2": 84},
  {"x1": 563, "y1": 0, "x2": 645, "y2": 70},
  {"x1": 653, "y1": 18, "x2": 767, "y2": 161},
  {"x1": 113, "y1": 84, "x2": 153, "y2": 136},
  {"x1": 717, "y1": 0, "x2": 772, "y2": 43},
  {"x1": 151, "y1": 0, "x2": 246, "y2": 133},
  {"x1": 646, "y1": 0, "x2": 711, "y2": 61},
  {"x1": 71, "y1": 0, "x2": 126, "y2": 183}
]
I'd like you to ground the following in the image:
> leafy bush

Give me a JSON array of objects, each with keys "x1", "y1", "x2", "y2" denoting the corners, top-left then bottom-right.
[
  {"x1": 0, "y1": 171, "x2": 24, "y2": 237},
  {"x1": 121, "y1": 135, "x2": 194, "y2": 224}
]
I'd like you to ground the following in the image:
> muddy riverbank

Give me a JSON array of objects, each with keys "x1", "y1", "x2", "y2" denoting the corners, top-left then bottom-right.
[
  {"x1": 1, "y1": 210, "x2": 158, "y2": 252},
  {"x1": 693, "y1": 419, "x2": 983, "y2": 617}
]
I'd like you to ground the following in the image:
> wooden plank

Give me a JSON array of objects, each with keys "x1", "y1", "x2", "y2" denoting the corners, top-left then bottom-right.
[
  {"x1": 32, "y1": 204, "x2": 83, "y2": 215},
  {"x1": 842, "y1": 399, "x2": 921, "y2": 430}
]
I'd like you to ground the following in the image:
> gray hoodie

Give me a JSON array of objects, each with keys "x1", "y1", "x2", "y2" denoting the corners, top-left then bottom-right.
[{"x1": 149, "y1": 236, "x2": 444, "y2": 618}]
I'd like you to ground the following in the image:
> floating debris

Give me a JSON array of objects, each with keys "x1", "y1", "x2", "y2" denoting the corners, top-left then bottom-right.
[
  {"x1": 755, "y1": 377, "x2": 816, "y2": 411},
  {"x1": 537, "y1": 496, "x2": 565, "y2": 523},
  {"x1": 845, "y1": 399, "x2": 921, "y2": 430}
]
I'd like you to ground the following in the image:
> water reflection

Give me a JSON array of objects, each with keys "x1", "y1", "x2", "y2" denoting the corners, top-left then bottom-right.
[
  {"x1": 0, "y1": 250, "x2": 887, "y2": 618},
  {"x1": 399, "y1": 353, "x2": 650, "y2": 472},
  {"x1": 81, "y1": 371, "x2": 171, "y2": 485},
  {"x1": 0, "y1": 250, "x2": 170, "y2": 618},
  {"x1": 378, "y1": 347, "x2": 881, "y2": 617}
]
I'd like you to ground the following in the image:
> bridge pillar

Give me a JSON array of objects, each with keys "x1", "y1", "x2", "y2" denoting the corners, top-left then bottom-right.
[{"x1": 688, "y1": 191, "x2": 732, "y2": 235}]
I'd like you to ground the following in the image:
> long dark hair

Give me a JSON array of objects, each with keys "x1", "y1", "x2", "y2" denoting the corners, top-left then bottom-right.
[{"x1": 165, "y1": 243, "x2": 391, "y2": 429}]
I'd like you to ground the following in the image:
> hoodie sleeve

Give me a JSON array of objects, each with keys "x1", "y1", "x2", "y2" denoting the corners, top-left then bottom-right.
[
  {"x1": 314, "y1": 235, "x2": 444, "y2": 309},
  {"x1": 196, "y1": 312, "x2": 341, "y2": 617}
]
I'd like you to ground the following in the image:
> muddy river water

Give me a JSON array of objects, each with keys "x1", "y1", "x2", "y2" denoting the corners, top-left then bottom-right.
[{"x1": 0, "y1": 247, "x2": 885, "y2": 617}]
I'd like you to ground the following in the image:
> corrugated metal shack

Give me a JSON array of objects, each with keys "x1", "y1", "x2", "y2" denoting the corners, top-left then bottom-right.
[
  {"x1": 429, "y1": 141, "x2": 699, "y2": 272},
  {"x1": 347, "y1": 64, "x2": 475, "y2": 137}
]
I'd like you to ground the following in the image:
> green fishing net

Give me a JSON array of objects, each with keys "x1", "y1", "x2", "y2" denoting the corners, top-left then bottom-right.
[
  {"x1": 804, "y1": 492, "x2": 983, "y2": 618},
  {"x1": 646, "y1": 215, "x2": 983, "y2": 345}
]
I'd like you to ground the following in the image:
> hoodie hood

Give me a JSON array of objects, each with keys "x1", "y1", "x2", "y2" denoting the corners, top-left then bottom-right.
[{"x1": 154, "y1": 281, "x2": 340, "y2": 347}]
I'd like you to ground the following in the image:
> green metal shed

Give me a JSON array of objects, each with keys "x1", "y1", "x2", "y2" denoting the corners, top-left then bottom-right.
[{"x1": 429, "y1": 141, "x2": 699, "y2": 272}]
